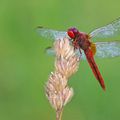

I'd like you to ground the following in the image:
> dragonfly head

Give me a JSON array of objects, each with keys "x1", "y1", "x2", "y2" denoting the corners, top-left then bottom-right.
[{"x1": 67, "y1": 27, "x2": 79, "y2": 39}]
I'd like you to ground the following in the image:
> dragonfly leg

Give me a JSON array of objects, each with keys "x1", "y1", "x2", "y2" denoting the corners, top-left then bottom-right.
[
  {"x1": 74, "y1": 46, "x2": 77, "y2": 51},
  {"x1": 79, "y1": 48, "x2": 82, "y2": 59},
  {"x1": 72, "y1": 40, "x2": 79, "y2": 50}
]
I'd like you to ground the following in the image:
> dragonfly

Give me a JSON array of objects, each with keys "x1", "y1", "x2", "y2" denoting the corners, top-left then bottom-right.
[{"x1": 37, "y1": 17, "x2": 120, "y2": 90}]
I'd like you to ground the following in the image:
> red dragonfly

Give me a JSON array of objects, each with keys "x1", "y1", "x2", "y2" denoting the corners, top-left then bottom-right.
[{"x1": 37, "y1": 18, "x2": 120, "y2": 90}]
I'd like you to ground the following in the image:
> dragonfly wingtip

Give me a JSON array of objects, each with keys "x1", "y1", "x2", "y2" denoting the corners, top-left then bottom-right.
[{"x1": 37, "y1": 26, "x2": 43, "y2": 29}]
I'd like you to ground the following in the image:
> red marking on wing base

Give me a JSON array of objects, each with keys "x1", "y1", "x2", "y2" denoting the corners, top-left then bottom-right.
[{"x1": 84, "y1": 49, "x2": 105, "y2": 90}]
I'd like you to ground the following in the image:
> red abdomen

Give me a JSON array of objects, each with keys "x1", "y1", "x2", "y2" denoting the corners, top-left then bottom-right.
[{"x1": 84, "y1": 48, "x2": 105, "y2": 90}]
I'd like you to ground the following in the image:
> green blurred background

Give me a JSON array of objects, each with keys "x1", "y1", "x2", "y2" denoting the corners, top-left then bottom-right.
[{"x1": 0, "y1": 0, "x2": 120, "y2": 120}]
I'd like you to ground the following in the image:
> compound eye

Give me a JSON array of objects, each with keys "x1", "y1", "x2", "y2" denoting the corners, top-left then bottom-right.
[{"x1": 67, "y1": 31, "x2": 75, "y2": 39}]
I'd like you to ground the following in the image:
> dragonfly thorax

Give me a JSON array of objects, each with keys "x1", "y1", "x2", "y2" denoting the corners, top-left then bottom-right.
[{"x1": 73, "y1": 32, "x2": 91, "y2": 50}]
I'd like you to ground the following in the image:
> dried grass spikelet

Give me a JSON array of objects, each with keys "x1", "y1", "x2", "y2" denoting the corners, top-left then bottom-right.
[
  {"x1": 45, "y1": 37, "x2": 80, "y2": 120},
  {"x1": 55, "y1": 39, "x2": 79, "y2": 78}
]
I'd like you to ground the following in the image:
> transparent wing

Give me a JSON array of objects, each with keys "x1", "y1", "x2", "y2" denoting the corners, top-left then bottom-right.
[
  {"x1": 46, "y1": 41, "x2": 120, "y2": 59},
  {"x1": 46, "y1": 47, "x2": 85, "y2": 59},
  {"x1": 46, "y1": 47, "x2": 86, "y2": 59},
  {"x1": 46, "y1": 47, "x2": 56, "y2": 56},
  {"x1": 90, "y1": 17, "x2": 120, "y2": 39},
  {"x1": 95, "y1": 41, "x2": 120, "y2": 58},
  {"x1": 37, "y1": 26, "x2": 68, "y2": 40}
]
